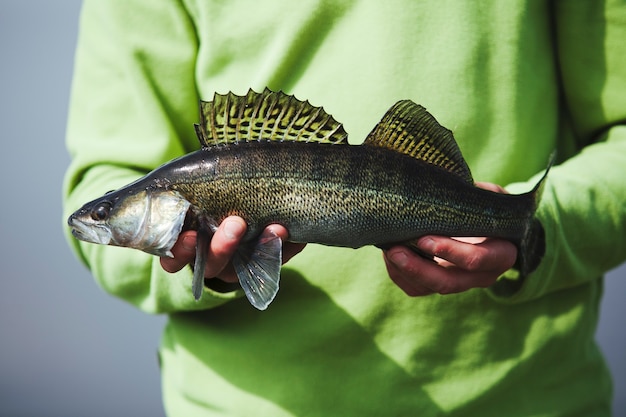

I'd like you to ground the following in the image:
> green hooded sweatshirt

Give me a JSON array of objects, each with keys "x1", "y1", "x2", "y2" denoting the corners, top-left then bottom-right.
[{"x1": 64, "y1": 0, "x2": 626, "y2": 415}]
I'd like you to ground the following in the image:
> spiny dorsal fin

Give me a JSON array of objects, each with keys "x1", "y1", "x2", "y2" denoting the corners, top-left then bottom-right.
[
  {"x1": 364, "y1": 100, "x2": 473, "y2": 183},
  {"x1": 195, "y1": 88, "x2": 348, "y2": 147}
]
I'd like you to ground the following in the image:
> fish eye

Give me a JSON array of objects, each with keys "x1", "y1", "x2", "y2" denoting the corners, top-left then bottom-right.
[{"x1": 91, "y1": 203, "x2": 111, "y2": 221}]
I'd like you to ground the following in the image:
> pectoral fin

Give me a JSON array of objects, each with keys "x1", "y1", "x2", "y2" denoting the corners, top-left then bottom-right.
[
  {"x1": 232, "y1": 229, "x2": 283, "y2": 310},
  {"x1": 192, "y1": 227, "x2": 211, "y2": 301}
]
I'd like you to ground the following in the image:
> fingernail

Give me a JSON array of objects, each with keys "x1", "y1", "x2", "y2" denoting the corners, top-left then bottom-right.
[
  {"x1": 389, "y1": 250, "x2": 408, "y2": 268},
  {"x1": 182, "y1": 234, "x2": 196, "y2": 251},
  {"x1": 223, "y1": 218, "x2": 245, "y2": 240},
  {"x1": 417, "y1": 237, "x2": 435, "y2": 253}
]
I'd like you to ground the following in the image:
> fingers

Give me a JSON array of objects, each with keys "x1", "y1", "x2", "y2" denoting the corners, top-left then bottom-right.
[
  {"x1": 160, "y1": 218, "x2": 306, "y2": 283},
  {"x1": 266, "y1": 224, "x2": 307, "y2": 263},
  {"x1": 417, "y1": 236, "x2": 516, "y2": 272},
  {"x1": 475, "y1": 181, "x2": 509, "y2": 194},
  {"x1": 384, "y1": 250, "x2": 438, "y2": 296},
  {"x1": 384, "y1": 236, "x2": 518, "y2": 297},
  {"x1": 159, "y1": 216, "x2": 247, "y2": 282},
  {"x1": 203, "y1": 216, "x2": 247, "y2": 282},
  {"x1": 160, "y1": 231, "x2": 197, "y2": 273},
  {"x1": 213, "y1": 222, "x2": 306, "y2": 281}
]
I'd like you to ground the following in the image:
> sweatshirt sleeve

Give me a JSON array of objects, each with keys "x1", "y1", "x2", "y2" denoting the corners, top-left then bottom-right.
[
  {"x1": 62, "y1": 0, "x2": 244, "y2": 313},
  {"x1": 489, "y1": 0, "x2": 626, "y2": 302}
]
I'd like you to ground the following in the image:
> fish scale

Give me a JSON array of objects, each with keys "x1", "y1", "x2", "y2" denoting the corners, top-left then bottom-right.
[{"x1": 167, "y1": 141, "x2": 537, "y2": 248}]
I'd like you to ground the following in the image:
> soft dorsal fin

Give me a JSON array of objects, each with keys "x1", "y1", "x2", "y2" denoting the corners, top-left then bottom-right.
[
  {"x1": 364, "y1": 100, "x2": 473, "y2": 183},
  {"x1": 195, "y1": 88, "x2": 348, "y2": 147}
]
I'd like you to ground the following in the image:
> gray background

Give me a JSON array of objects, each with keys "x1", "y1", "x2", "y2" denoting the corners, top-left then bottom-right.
[{"x1": 1, "y1": 2, "x2": 624, "y2": 416}]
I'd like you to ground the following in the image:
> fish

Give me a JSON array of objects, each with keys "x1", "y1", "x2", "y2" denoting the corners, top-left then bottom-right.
[{"x1": 68, "y1": 88, "x2": 551, "y2": 310}]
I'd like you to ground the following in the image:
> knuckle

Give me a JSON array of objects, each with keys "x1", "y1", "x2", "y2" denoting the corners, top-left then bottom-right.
[
  {"x1": 435, "y1": 283, "x2": 458, "y2": 295},
  {"x1": 429, "y1": 273, "x2": 468, "y2": 295},
  {"x1": 424, "y1": 276, "x2": 456, "y2": 295},
  {"x1": 463, "y1": 251, "x2": 486, "y2": 272}
]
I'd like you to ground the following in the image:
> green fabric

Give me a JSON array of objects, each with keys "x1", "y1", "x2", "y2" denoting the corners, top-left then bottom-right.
[{"x1": 63, "y1": 0, "x2": 626, "y2": 415}]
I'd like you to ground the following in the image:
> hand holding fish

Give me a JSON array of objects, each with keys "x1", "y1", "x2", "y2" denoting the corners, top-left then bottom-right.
[
  {"x1": 384, "y1": 182, "x2": 517, "y2": 296},
  {"x1": 384, "y1": 235, "x2": 517, "y2": 296},
  {"x1": 160, "y1": 217, "x2": 306, "y2": 284}
]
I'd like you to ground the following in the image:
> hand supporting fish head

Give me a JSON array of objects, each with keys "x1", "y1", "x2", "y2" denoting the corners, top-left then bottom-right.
[{"x1": 68, "y1": 188, "x2": 191, "y2": 257}]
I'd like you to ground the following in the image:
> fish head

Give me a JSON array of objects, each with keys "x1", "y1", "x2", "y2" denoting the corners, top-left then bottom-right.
[{"x1": 68, "y1": 187, "x2": 191, "y2": 258}]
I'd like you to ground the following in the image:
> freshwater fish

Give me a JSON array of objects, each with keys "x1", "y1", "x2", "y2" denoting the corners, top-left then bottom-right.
[{"x1": 68, "y1": 88, "x2": 550, "y2": 310}]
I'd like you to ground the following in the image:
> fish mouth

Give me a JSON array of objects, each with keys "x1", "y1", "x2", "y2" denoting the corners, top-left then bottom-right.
[{"x1": 68, "y1": 215, "x2": 112, "y2": 245}]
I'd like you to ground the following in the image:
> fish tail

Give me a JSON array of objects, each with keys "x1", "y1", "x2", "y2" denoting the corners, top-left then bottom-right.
[
  {"x1": 529, "y1": 152, "x2": 555, "y2": 208},
  {"x1": 517, "y1": 218, "x2": 546, "y2": 276},
  {"x1": 516, "y1": 152, "x2": 555, "y2": 276}
]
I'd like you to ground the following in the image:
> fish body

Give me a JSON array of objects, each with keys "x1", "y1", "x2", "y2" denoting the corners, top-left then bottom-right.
[
  {"x1": 163, "y1": 141, "x2": 538, "y2": 249},
  {"x1": 69, "y1": 89, "x2": 549, "y2": 310}
]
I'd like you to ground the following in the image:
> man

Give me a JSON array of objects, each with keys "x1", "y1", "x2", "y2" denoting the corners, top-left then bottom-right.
[{"x1": 64, "y1": 1, "x2": 626, "y2": 415}]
